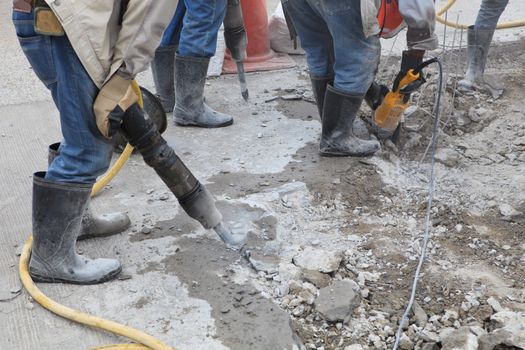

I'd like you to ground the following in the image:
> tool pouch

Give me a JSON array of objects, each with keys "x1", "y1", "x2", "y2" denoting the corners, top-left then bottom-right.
[{"x1": 34, "y1": 0, "x2": 64, "y2": 36}]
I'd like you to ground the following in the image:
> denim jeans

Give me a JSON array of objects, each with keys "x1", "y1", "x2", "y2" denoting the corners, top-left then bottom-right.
[
  {"x1": 282, "y1": 0, "x2": 380, "y2": 96},
  {"x1": 475, "y1": 0, "x2": 509, "y2": 30},
  {"x1": 161, "y1": 0, "x2": 228, "y2": 58},
  {"x1": 12, "y1": 10, "x2": 113, "y2": 184}
]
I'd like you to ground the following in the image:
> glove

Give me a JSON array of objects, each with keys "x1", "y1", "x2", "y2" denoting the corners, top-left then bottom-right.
[
  {"x1": 93, "y1": 74, "x2": 138, "y2": 138},
  {"x1": 223, "y1": 0, "x2": 247, "y2": 62},
  {"x1": 392, "y1": 49, "x2": 424, "y2": 91}
]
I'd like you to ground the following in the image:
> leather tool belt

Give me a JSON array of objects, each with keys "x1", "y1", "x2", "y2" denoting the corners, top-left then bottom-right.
[{"x1": 13, "y1": 0, "x2": 64, "y2": 36}]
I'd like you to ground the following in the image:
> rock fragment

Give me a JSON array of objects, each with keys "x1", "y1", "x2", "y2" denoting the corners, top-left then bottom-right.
[
  {"x1": 440, "y1": 327, "x2": 478, "y2": 350},
  {"x1": 314, "y1": 280, "x2": 361, "y2": 323},
  {"x1": 293, "y1": 247, "x2": 342, "y2": 273}
]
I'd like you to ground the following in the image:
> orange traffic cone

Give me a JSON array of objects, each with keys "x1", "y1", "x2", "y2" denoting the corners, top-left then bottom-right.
[{"x1": 222, "y1": 0, "x2": 296, "y2": 73}]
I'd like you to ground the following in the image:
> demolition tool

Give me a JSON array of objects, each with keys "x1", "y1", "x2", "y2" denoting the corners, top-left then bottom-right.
[
  {"x1": 373, "y1": 57, "x2": 438, "y2": 139},
  {"x1": 224, "y1": 0, "x2": 249, "y2": 101}
]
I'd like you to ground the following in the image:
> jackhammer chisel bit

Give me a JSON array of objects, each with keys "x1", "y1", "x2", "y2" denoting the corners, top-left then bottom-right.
[
  {"x1": 224, "y1": 0, "x2": 249, "y2": 101},
  {"x1": 236, "y1": 61, "x2": 249, "y2": 101},
  {"x1": 121, "y1": 104, "x2": 247, "y2": 249}
]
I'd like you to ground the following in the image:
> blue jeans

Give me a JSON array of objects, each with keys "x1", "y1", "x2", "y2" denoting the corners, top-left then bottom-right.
[
  {"x1": 475, "y1": 0, "x2": 508, "y2": 30},
  {"x1": 12, "y1": 10, "x2": 113, "y2": 184},
  {"x1": 282, "y1": 0, "x2": 380, "y2": 96},
  {"x1": 161, "y1": 0, "x2": 228, "y2": 58}
]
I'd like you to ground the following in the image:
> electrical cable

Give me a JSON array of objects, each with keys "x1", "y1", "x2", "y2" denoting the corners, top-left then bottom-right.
[{"x1": 392, "y1": 59, "x2": 444, "y2": 350}]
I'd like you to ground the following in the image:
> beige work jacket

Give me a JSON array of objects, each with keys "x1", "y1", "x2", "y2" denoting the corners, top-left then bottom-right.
[
  {"x1": 361, "y1": 0, "x2": 438, "y2": 50},
  {"x1": 44, "y1": 0, "x2": 178, "y2": 88}
]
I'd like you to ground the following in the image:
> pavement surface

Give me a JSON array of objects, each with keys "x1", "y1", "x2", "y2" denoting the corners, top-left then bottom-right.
[{"x1": 1, "y1": 0, "x2": 524, "y2": 349}]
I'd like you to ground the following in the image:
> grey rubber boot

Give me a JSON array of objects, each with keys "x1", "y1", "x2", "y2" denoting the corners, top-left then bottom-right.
[
  {"x1": 310, "y1": 75, "x2": 333, "y2": 119},
  {"x1": 151, "y1": 46, "x2": 176, "y2": 113},
  {"x1": 319, "y1": 85, "x2": 380, "y2": 157},
  {"x1": 29, "y1": 172, "x2": 122, "y2": 284},
  {"x1": 458, "y1": 26, "x2": 503, "y2": 98},
  {"x1": 48, "y1": 143, "x2": 130, "y2": 240},
  {"x1": 174, "y1": 55, "x2": 234, "y2": 128}
]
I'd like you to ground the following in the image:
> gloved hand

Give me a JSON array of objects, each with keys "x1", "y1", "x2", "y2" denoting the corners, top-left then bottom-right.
[
  {"x1": 93, "y1": 74, "x2": 138, "y2": 138},
  {"x1": 224, "y1": 0, "x2": 247, "y2": 62},
  {"x1": 392, "y1": 49, "x2": 425, "y2": 91}
]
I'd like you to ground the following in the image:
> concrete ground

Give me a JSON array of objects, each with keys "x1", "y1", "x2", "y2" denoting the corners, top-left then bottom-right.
[{"x1": 1, "y1": 1, "x2": 525, "y2": 349}]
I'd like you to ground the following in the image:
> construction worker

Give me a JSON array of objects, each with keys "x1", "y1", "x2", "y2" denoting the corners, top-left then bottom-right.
[
  {"x1": 458, "y1": 0, "x2": 509, "y2": 97},
  {"x1": 282, "y1": 0, "x2": 438, "y2": 157},
  {"x1": 151, "y1": 0, "x2": 245, "y2": 128},
  {"x1": 12, "y1": 0, "x2": 178, "y2": 284}
]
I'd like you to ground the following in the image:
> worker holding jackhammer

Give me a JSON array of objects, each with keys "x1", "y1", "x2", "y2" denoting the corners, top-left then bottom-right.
[
  {"x1": 13, "y1": 0, "x2": 243, "y2": 285},
  {"x1": 151, "y1": 0, "x2": 247, "y2": 128},
  {"x1": 458, "y1": 0, "x2": 509, "y2": 98},
  {"x1": 281, "y1": 0, "x2": 438, "y2": 156}
]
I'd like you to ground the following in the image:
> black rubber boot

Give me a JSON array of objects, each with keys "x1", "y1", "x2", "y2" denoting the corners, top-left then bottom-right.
[
  {"x1": 173, "y1": 55, "x2": 233, "y2": 128},
  {"x1": 151, "y1": 46, "x2": 176, "y2": 113},
  {"x1": 29, "y1": 172, "x2": 121, "y2": 284},
  {"x1": 48, "y1": 143, "x2": 131, "y2": 240},
  {"x1": 319, "y1": 85, "x2": 380, "y2": 157},
  {"x1": 310, "y1": 75, "x2": 333, "y2": 119}
]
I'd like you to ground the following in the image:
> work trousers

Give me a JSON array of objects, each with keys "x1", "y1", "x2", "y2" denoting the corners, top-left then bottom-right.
[
  {"x1": 475, "y1": 0, "x2": 509, "y2": 31},
  {"x1": 282, "y1": 0, "x2": 380, "y2": 96},
  {"x1": 161, "y1": 0, "x2": 228, "y2": 58},
  {"x1": 12, "y1": 10, "x2": 112, "y2": 184}
]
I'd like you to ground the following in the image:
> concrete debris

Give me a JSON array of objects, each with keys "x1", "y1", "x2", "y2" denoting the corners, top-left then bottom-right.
[
  {"x1": 487, "y1": 297, "x2": 504, "y2": 312},
  {"x1": 440, "y1": 326, "x2": 478, "y2": 350},
  {"x1": 302, "y1": 269, "x2": 331, "y2": 289},
  {"x1": 314, "y1": 280, "x2": 361, "y2": 323},
  {"x1": 498, "y1": 203, "x2": 522, "y2": 218},
  {"x1": 435, "y1": 148, "x2": 461, "y2": 167},
  {"x1": 412, "y1": 301, "x2": 428, "y2": 327},
  {"x1": 292, "y1": 247, "x2": 342, "y2": 273},
  {"x1": 344, "y1": 345, "x2": 363, "y2": 350},
  {"x1": 468, "y1": 107, "x2": 490, "y2": 122},
  {"x1": 479, "y1": 311, "x2": 525, "y2": 349},
  {"x1": 398, "y1": 332, "x2": 413, "y2": 350},
  {"x1": 247, "y1": 252, "x2": 280, "y2": 274}
]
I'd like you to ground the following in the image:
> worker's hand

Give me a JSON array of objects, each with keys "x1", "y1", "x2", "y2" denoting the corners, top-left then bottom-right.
[
  {"x1": 93, "y1": 74, "x2": 138, "y2": 138},
  {"x1": 392, "y1": 49, "x2": 425, "y2": 91}
]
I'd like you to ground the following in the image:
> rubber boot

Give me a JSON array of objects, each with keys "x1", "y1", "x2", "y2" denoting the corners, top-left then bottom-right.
[
  {"x1": 174, "y1": 55, "x2": 233, "y2": 128},
  {"x1": 48, "y1": 143, "x2": 131, "y2": 240},
  {"x1": 151, "y1": 46, "x2": 176, "y2": 113},
  {"x1": 29, "y1": 172, "x2": 121, "y2": 284},
  {"x1": 310, "y1": 75, "x2": 333, "y2": 119},
  {"x1": 319, "y1": 85, "x2": 380, "y2": 157},
  {"x1": 458, "y1": 26, "x2": 503, "y2": 98}
]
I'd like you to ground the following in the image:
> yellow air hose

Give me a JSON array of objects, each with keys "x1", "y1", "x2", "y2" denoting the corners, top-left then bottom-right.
[
  {"x1": 436, "y1": 0, "x2": 525, "y2": 29},
  {"x1": 19, "y1": 80, "x2": 177, "y2": 350}
]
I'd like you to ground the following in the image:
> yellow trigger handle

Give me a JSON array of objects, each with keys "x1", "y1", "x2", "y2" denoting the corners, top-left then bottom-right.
[{"x1": 395, "y1": 69, "x2": 420, "y2": 93}]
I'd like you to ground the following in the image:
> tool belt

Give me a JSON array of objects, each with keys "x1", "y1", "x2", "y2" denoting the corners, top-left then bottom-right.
[{"x1": 13, "y1": 0, "x2": 64, "y2": 36}]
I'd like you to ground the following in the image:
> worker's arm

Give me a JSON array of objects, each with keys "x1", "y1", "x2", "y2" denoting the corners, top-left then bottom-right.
[
  {"x1": 110, "y1": 0, "x2": 179, "y2": 81},
  {"x1": 399, "y1": 0, "x2": 439, "y2": 50},
  {"x1": 94, "y1": 0, "x2": 178, "y2": 137}
]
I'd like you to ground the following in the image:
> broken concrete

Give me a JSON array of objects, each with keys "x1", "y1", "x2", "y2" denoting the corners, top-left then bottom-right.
[
  {"x1": 314, "y1": 280, "x2": 361, "y2": 323},
  {"x1": 292, "y1": 247, "x2": 342, "y2": 273}
]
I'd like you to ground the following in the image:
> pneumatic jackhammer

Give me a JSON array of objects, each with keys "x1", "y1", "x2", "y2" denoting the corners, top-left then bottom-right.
[{"x1": 120, "y1": 103, "x2": 245, "y2": 249}]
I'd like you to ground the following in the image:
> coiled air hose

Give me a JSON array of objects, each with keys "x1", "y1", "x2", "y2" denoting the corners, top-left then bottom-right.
[
  {"x1": 19, "y1": 80, "x2": 177, "y2": 350},
  {"x1": 436, "y1": 0, "x2": 525, "y2": 29}
]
